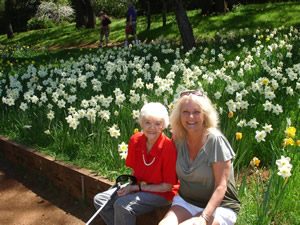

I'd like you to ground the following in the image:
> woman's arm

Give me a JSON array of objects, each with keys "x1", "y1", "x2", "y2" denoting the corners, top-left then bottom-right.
[
  {"x1": 117, "y1": 182, "x2": 172, "y2": 197},
  {"x1": 140, "y1": 182, "x2": 172, "y2": 192},
  {"x1": 198, "y1": 160, "x2": 231, "y2": 221}
]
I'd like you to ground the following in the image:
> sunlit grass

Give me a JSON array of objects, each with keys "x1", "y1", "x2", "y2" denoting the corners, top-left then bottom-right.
[{"x1": 0, "y1": 1, "x2": 299, "y2": 48}]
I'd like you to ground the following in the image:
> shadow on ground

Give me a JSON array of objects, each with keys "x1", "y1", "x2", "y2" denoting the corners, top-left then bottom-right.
[{"x1": 0, "y1": 157, "x2": 105, "y2": 225}]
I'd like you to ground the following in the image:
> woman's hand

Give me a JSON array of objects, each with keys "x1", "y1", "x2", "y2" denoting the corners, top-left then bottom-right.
[
  {"x1": 179, "y1": 216, "x2": 207, "y2": 225},
  {"x1": 117, "y1": 185, "x2": 136, "y2": 197}
]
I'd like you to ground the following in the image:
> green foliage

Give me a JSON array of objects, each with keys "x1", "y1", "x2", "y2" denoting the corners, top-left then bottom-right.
[
  {"x1": 27, "y1": 16, "x2": 56, "y2": 30},
  {"x1": 93, "y1": 0, "x2": 136, "y2": 17},
  {"x1": 237, "y1": 140, "x2": 299, "y2": 225}
]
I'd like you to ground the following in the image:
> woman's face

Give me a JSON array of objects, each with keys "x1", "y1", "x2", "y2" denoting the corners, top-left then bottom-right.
[
  {"x1": 141, "y1": 117, "x2": 164, "y2": 143},
  {"x1": 180, "y1": 99, "x2": 205, "y2": 132}
]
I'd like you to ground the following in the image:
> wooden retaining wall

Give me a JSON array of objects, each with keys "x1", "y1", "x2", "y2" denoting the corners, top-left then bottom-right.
[{"x1": 0, "y1": 136, "x2": 168, "y2": 225}]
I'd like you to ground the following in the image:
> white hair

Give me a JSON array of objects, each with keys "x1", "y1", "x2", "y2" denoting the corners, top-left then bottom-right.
[{"x1": 138, "y1": 102, "x2": 169, "y2": 129}]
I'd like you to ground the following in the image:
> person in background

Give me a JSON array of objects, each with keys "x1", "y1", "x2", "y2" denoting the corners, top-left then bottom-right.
[
  {"x1": 94, "y1": 102, "x2": 178, "y2": 225},
  {"x1": 159, "y1": 90, "x2": 240, "y2": 225},
  {"x1": 124, "y1": 2, "x2": 138, "y2": 47},
  {"x1": 99, "y1": 11, "x2": 111, "y2": 47}
]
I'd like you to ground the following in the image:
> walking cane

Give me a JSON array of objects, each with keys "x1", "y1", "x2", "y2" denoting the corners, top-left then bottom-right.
[{"x1": 86, "y1": 175, "x2": 137, "y2": 225}]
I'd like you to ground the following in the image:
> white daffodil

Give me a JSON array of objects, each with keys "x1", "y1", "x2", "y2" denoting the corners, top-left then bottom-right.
[
  {"x1": 263, "y1": 123, "x2": 273, "y2": 133},
  {"x1": 132, "y1": 110, "x2": 140, "y2": 120},
  {"x1": 272, "y1": 104, "x2": 283, "y2": 115},
  {"x1": 255, "y1": 130, "x2": 266, "y2": 142},
  {"x1": 248, "y1": 118, "x2": 259, "y2": 129},
  {"x1": 118, "y1": 142, "x2": 128, "y2": 153},
  {"x1": 263, "y1": 100, "x2": 273, "y2": 111},
  {"x1": 276, "y1": 156, "x2": 293, "y2": 169},
  {"x1": 214, "y1": 91, "x2": 222, "y2": 100},
  {"x1": 237, "y1": 119, "x2": 247, "y2": 127},
  {"x1": 108, "y1": 124, "x2": 120, "y2": 138},
  {"x1": 19, "y1": 102, "x2": 28, "y2": 111},
  {"x1": 277, "y1": 167, "x2": 292, "y2": 179},
  {"x1": 47, "y1": 111, "x2": 55, "y2": 120}
]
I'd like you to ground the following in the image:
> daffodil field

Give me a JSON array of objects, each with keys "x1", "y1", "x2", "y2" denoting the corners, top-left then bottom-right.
[{"x1": 0, "y1": 26, "x2": 299, "y2": 224}]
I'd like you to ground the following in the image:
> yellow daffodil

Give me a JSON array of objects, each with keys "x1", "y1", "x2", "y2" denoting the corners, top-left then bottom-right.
[
  {"x1": 250, "y1": 157, "x2": 260, "y2": 167},
  {"x1": 285, "y1": 126, "x2": 296, "y2": 138},
  {"x1": 285, "y1": 138, "x2": 295, "y2": 146},
  {"x1": 228, "y1": 111, "x2": 234, "y2": 118},
  {"x1": 134, "y1": 128, "x2": 139, "y2": 134},
  {"x1": 236, "y1": 132, "x2": 243, "y2": 140}
]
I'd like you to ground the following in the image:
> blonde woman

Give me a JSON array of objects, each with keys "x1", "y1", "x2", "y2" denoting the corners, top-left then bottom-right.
[{"x1": 160, "y1": 91, "x2": 240, "y2": 225}]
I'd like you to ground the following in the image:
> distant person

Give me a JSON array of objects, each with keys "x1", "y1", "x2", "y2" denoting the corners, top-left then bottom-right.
[
  {"x1": 99, "y1": 11, "x2": 111, "y2": 47},
  {"x1": 124, "y1": 2, "x2": 138, "y2": 47}
]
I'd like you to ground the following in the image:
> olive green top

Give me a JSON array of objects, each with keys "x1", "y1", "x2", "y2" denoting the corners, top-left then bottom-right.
[{"x1": 175, "y1": 128, "x2": 241, "y2": 213}]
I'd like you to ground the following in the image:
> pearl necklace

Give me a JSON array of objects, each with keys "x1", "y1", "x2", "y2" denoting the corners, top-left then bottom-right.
[{"x1": 142, "y1": 152, "x2": 156, "y2": 166}]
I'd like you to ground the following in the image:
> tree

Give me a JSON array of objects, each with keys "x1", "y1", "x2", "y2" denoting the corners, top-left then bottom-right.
[
  {"x1": 5, "y1": 0, "x2": 15, "y2": 39},
  {"x1": 165, "y1": 0, "x2": 195, "y2": 52},
  {"x1": 145, "y1": 0, "x2": 151, "y2": 30},
  {"x1": 215, "y1": 0, "x2": 225, "y2": 13},
  {"x1": 199, "y1": 0, "x2": 213, "y2": 15},
  {"x1": 71, "y1": 0, "x2": 95, "y2": 28},
  {"x1": 160, "y1": 0, "x2": 167, "y2": 26}
]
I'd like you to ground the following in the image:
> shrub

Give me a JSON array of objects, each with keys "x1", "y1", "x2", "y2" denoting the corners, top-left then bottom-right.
[
  {"x1": 27, "y1": 16, "x2": 56, "y2": 30},
  {"x1": 27, "y1": 1, "x2": 74, "y2": 30}
]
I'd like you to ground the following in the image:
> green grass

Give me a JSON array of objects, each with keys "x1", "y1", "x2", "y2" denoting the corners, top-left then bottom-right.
[{"x1": 0, "y1": 1, "x2": 299, "y2": 48}]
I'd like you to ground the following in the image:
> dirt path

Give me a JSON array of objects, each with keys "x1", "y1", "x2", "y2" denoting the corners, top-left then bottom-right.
[{"x1": 0, "y1": 158, "x2": 104, "y2": 225}]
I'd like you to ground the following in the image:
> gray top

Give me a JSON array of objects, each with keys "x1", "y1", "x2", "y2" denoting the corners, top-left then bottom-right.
[{"x1": 176, "y1": 128, "x2": 240, "y2": 213}]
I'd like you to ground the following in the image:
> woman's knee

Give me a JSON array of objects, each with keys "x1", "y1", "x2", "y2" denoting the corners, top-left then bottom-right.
[
  {"x1": 114, "y1": 197, "x2": 128, "y2": 209},
  {"x1": 114, "y1": 196, "x2": 136, "y2": 215}
]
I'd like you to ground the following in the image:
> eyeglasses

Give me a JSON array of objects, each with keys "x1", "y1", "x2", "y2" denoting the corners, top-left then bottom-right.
[
  {"x1": 116, "y1": 175, "x2": 137, "y2": 185},
  {"x1": 180, "y1": 90, "x2": 204, "y2": 98}
]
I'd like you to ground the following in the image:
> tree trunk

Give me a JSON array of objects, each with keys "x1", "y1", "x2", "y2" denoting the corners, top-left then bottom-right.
[
  {"x1": 215, "y1": 0, "x2": 225, "y2": 13},
  {"x1": 173, "y1": 0, "x2": 195, "y2": 52},
  {"x1": 72, "y1": 0, "x2": 87, "y2": 28},
  {"x1": 6, "y1": 22, "x2": 14, "y2": 39},
  {"x1": 227, "y1": 0, "x2": 234, "y2": 11},
  {"x1": 85, "y1": 0, "x2": 96, "y2": 28},
  {"x1": 146, "y1": 0, "x2": 151, "y2": 30},
  {"x1": 161, "y1": 0, "x2": 167, "y2": 26},
  {"x1": 5, "y1": 0, "x2": 15, "y2": 39},
  {"x1": 72, "y1": 0, "x2": 95, "y2": 28},
  {"x1": 200, "y1": 0, "x2": 213, "y2": 15}
]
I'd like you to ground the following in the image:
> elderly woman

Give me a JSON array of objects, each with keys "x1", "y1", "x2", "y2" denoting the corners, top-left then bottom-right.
[
  {"x1": 159, "y1": 90, "x2": 240, "y2": 225},
  {"x1": 94, "y1": 102, "x2": 178, "y2": 225}
]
